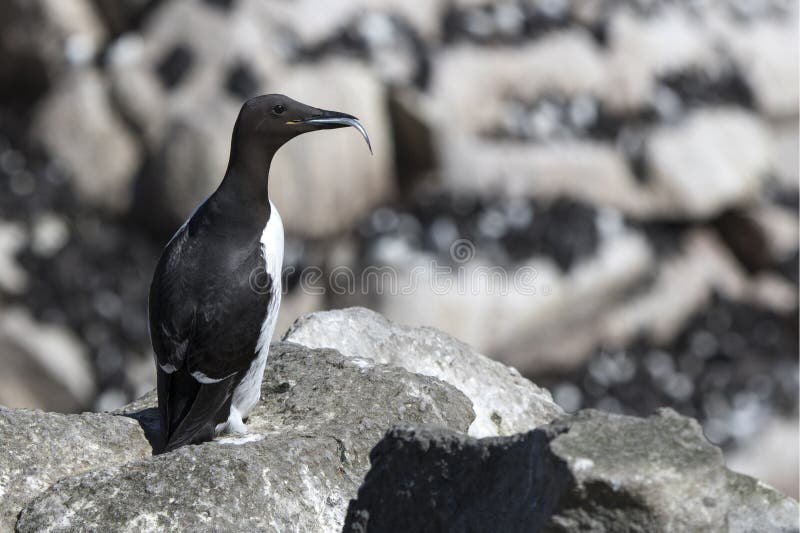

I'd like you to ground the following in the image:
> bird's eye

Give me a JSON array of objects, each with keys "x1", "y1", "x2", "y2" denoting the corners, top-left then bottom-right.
[{"x1": 272, "y1": 104, "x2": 286, "y2": 115}]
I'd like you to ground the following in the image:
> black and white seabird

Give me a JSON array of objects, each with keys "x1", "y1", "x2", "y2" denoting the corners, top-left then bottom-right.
[{"x1": 149, "y1": 94, "x2": 372, "y2": 453}]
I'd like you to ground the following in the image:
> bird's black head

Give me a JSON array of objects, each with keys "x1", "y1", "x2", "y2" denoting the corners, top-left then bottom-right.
[{"x1": 232, "y1": 94, "x2": 372, "y2": 154}]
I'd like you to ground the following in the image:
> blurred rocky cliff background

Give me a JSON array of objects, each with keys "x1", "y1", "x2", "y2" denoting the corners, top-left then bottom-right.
[{"x1": 0, "y1": 0, "x2": 796, "y2": 497}]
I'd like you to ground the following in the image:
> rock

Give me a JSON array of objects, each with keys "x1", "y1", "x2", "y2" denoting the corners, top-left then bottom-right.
[
  {"x1": 724, "y1": 20, "x2": 799, "y2": 118},
  {"x1": 91, "y1": 0, "x2": 162, "y2": 36},
  {"x1": 603, "y1": 7, "x2": 716, "y2": 111},
  {"x1": 32, "y1": 68, "x2": 140, "y2": 213},
  {"x1": 258, "y1": 0, "x2": 446, "y2": 46},
  {"x1": 329, "y1": 226, "x2": 652, "y2": 376},
  {"x1": 283, "y1": 307, "x2": 563, "y2": 437},
  {"x1": 0, "y1": 307, "x2": 96, "y2": 410},
  {"x1": 388, "y1": 90, "x2": 437, "y2": 189},
  {"x1": 0, "y1": 0, "x2": 106, "y2": 107},
  {"x1": 0, "y1": 337, "x2": 85, "y2": 413},
  {"x1": 438, "y1": 135, "x2": 656, "y2": 218},
  {"x1": 714, "y1": 204, "x2": 799, "y2": 273},
  {"x1": 0, "y1": 408, "x2": 151, "y2": 532},
  {"x1": 0, "y1": 221, "x2": 28, "y2": 294},
  {"x1": 11, "y1": 343, "x2": 474, "y2": 532},
  {"x1": 429, "y1": 35, "x2": 606, "y2": 136},
  {"x1": 645, "y1": 109, "x2": 769, "y2": 218},
  {"x1": 727, "y1": 416, "x2": 800, "y2": 500},
  {"x1": 344, "y1": 409, "x2": 799, "y2": 532},
  {"x1": 602, "y1": 229, "x2": 750, "y2": 345}
]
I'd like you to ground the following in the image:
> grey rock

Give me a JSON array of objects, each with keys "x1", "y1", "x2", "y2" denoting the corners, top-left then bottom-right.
[
  {"x1": 14, "y1": 343, "x2": 474, "y2": 532},
  {"x1": 344, "y1": 409, "x2": 799, "y2": 533},
  {"x1": 0, "y1": 408, "x2": 151, "y2": 532},
  {"x1": 32, "y1": 68, "x2": 140, "y2": 214},
  {"x1": 283, "y1": 307, "x2": 562, "y2": 438},
  {"x1": 0, "y1": 308, "x2": 95, "y2": 407}
]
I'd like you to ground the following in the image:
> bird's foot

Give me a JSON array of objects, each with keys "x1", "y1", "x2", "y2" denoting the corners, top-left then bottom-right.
[
  {"x1": 227, "y1": 408, "x2": 248, "y2": 435},
  {"x1": 216, "y1": 407, "x2": 248, "y2": 436}
]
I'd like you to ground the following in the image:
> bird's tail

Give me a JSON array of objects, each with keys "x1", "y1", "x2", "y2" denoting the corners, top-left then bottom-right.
[{"x1": 156, "y1": 366, "x2": 235, "y2": 454}]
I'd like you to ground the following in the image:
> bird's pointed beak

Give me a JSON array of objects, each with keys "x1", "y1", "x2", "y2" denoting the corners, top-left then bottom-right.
[{"x1": 287, "y1": 110, "x2": 373, "y2": 155}]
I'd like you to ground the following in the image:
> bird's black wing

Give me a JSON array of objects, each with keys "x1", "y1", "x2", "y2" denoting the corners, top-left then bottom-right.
[{"x1": 149, "y1": 215, "x2": 272, "y2": 453}]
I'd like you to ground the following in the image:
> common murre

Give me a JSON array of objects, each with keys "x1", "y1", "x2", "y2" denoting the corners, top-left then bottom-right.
[{"x1": 149, "y1": 94, "x2": 371, "y2": 453}]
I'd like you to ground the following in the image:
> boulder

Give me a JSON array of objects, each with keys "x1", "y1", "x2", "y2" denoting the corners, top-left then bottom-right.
[
  {"x1": 32, "y1": 68, "x2": 141, "y2": 214},
  {"x1": 284, "y1": 307, "x2": 563, "y2": 437},
  {"x1": 344, "y1": 409, "x2": 799, "y2": 532},
  {"x1": 9, "y1": 343, "x2": 474, "y2": 532},
  {"x1": 0, "y1": 307, "x2": 96, "y2": 412},
  {"x1": 645, "y1": 109, "x2": 770, "y2": 219},
  {"x1": 0, "y1": 408, "x2": 150, "y2": 531}
]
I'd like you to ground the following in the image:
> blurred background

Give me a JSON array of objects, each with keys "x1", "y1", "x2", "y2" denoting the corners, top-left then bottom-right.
[{"x1": 0, "y1": 0, "x2": 797, "y2": 496}]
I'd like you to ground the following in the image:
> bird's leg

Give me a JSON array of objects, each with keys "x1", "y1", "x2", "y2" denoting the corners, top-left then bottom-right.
[{"x1": 225, "y1": 407, "x2": 248, "y2": 435}]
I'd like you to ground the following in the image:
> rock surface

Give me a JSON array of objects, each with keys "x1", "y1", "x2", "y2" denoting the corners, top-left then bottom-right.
[
  {"x1": 10, "y1": 342, "x2": 474, "y2": 532},
  {"x1": 0, "y1": 408, "x2": 150, "y2": 531},
  {"x1": 344, "y1": 410, "x2": 799, "y2": 533},
  {"x1": 32, "y1": 68, "x2": 140, "y2": 213},
  {"x1": 283, "y1": 307, "x2": 563, "y2": 437}
]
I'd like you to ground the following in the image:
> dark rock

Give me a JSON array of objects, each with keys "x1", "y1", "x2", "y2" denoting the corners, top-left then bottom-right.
[
  {"x1": 358, "y1": 193, "x2": 601, "y2": 272},
  {"x1": 155, "y1": 43, "x2": 194, "y2": 90},
  {"x1": 0, "y1": 0, "x2": 106, "y2": 112},
  {"x1": 344, "y1": 409, "x2": 799, "y2": 532},
  {"x1": 224, "y1": 61, "x2": 261, "y2": 100},
  {"x1": 203, "y1": 0, "x2": 235, "y2": 11},
  {"x1": 92, "y1": 0, "x2": 162, "y2": 36},
  {"x1": 544, "y1": 294, "x2": 798, "y2": 448}
]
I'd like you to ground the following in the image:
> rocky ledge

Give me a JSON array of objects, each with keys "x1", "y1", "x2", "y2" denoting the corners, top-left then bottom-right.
[{"x1": 0, "y1": 308, "x2": 796, "y2": 532}]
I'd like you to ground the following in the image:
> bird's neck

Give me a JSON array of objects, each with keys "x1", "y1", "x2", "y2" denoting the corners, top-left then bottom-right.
[{"x1": 217, "y1": 134, "x2": 281, "y2": 212}]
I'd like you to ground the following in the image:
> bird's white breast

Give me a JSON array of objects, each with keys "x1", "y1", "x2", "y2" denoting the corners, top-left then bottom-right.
[{"x1": 229, "y1": 201, "x2": 284, "y2": 421}]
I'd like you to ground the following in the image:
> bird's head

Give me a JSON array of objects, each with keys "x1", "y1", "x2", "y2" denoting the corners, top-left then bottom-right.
[{"x1": 233, "y1": 94, "x2": 372, "y2": 154}]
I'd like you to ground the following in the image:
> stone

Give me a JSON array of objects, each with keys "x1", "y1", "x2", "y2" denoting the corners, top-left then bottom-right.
[
  {"x1": 11, "y1": 343, "x2": 474, "y2": 532},
  {"x1": 32, "y1": 68, "x2": 140, "y2": 213},
  {"x1": 0, "y1": 307, "x2": 96, "y2": 410},
  {"x1": 724, "y1": 20, "x2": 799, "y2": 118},
  {"x1": 645, "y1": 109, "x2": 770, "y2": 219},
  {"x1": 91, "y1": 0, "x2": 163, "y2": 36},
  {"x1": 429, "y1": 35, "x2": 606, "y2": 136},
  {"x1": 0, "y1": 221, "x2": 28, "y2": 294},
  {"x1": 727, "y1": 416, "x2": 800, "y2": 501},
  {"x1": 258, "y1": 0, "x2": 447, "y2": 46},
  {"x1": 0, "y1": 0, "x2": 106, "y2": 106},
  {"x1": 283, "y1": 307, "x2": 563, "y2": 437},
  {"x1": 321, "y1": 227, "x2": 652, "y2": 375},
  {"x1": 438, "y1": 135, "x2": 656, "y2": 218},
  {"x1": 344, "y1": 409, "x2": 799, "y2": 532},
  {"x1": 714, "y1": 204, "x2": 799, "y2": 273},
  {"x1": 0, "y1": 408, "x2": 151, "y2": 532},
  {"x1": 602, "y1": 229, "x2": 750, "y2": 346}
]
